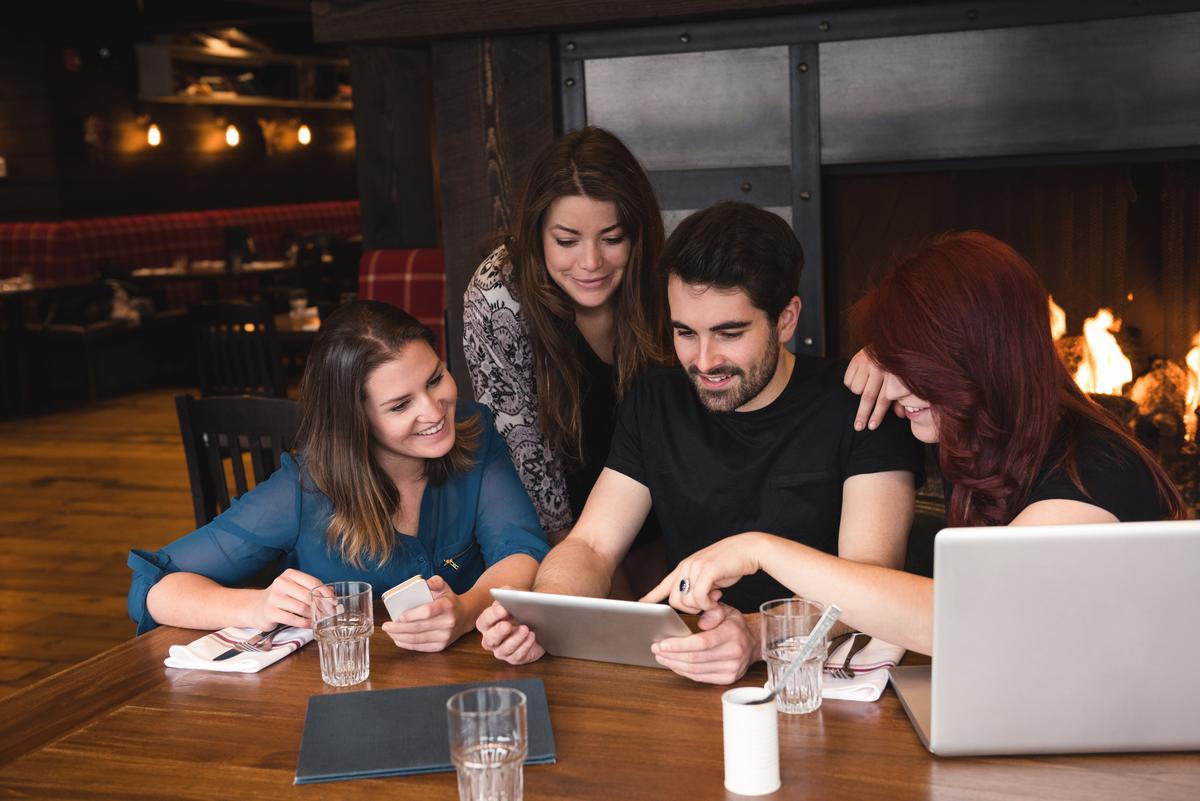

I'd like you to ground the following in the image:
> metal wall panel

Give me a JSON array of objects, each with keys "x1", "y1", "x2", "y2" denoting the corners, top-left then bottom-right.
[
  {"x1": 820, "y1": 12, "x2": 1200, "y2": 164},
  {"x1": 584, "y1": 47, "x2": 791, "y2": 170},
  {"x1": 662, "y1": 206, "x2": 792, "y2": 239}
]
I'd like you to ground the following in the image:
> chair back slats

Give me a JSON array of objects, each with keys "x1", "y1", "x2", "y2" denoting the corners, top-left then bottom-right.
[
  {"x1": 205, "y1": 434, "x2": 231, "y2": 519},
  {"x1": 175, "y1": 394, "x2": 300, "y2": 528},
  {"x1": 228, "y1": 430, "x2": 250, "y2": 497},
  {"x1": 189, "y1": 301, "x2": 287, "y2": 398}
]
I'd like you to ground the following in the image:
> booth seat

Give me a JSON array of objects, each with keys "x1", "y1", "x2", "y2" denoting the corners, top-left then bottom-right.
[
  {"x1": 358, "y1": 248, "x2": 447, "y2": 356},
  {"x1": 0, "y1": 200, "x2": 361, "y2": 285}
]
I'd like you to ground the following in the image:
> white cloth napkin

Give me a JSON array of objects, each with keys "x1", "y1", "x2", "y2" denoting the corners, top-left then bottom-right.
[
  {"x1": 164, "y1": 626, "x2": 313, "y2": 674},
  {"x1": 821, "y1": 635, "x2": 905, "y2": 702}
]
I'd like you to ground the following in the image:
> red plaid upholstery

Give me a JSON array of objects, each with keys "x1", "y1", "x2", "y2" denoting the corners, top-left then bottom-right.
[
  {"x1": 73, "y1": 211, "x2": 222, "y2": 273},
  {"x1": 358, "y1": 249, "x2": 447, "y2": 355},
  {"x1": 212, "y1": 201, "x2": 361, "y2": 260},
  {"x1": 0, "y1": 221, "x2": 83, "y2": 283},
  {"x1": 0, "y1": 201, "x2": 360, "y2": 285}
]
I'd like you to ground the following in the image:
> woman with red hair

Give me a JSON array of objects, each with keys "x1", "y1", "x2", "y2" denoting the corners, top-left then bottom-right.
[{"x1": 643, "y1": 232, "x2": 1183, "y2": 654}]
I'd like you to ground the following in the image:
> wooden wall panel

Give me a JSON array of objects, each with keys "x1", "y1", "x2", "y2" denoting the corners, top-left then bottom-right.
[
  {"x1": 431, "y1": 35, "x2": 556, "y2": 391},
  {"x1": 348, "y1": 45, "x2": 437, "y2": 250},
  {"x1": 0, "y1": 32, "x2": 60, "y2": 220},
  {"x1": 314, "y1": 0, "x2": 865, "y2": 42}
]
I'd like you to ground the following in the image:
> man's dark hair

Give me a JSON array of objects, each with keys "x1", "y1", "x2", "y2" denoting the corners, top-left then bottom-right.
[{"x1": 660, "y1": 201, "x2": 804, "y2": 323}]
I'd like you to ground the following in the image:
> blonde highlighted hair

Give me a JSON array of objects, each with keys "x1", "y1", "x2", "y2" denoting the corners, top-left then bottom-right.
[{"x1": 295, "y1": 301, "x2": 480, "y2": 567}]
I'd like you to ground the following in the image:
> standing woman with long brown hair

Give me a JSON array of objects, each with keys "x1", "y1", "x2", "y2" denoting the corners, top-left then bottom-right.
[
  {"x1": 128, "y1": 301, "x2": 548, "y2": 650},
  {"x1": 643, "y1": 232, "x2": 1184, "y2": 654},
  {"x1": 463, "y1": 127, "x2": 669, "y2": 587}
]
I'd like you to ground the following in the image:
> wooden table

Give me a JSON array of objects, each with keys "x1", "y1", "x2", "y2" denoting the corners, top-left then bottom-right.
[{"x1": 1, "y1": 627, "x2": 1197, "y2": 800}]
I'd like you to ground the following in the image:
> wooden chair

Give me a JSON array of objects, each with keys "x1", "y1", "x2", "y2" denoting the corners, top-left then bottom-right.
[
  {"x1": 188, "y1": 301, "x2": 287, "y2": 398},
  {"x1": 174, "y1": 393, "x2": 299, "y2": 527}
]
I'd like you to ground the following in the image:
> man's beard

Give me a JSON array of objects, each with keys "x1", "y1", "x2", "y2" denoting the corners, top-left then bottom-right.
[{"x1": 687, "y1": 329, "x2": 780, "y2": 412}]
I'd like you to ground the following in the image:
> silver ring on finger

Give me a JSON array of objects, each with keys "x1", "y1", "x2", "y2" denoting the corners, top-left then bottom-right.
[{"x1": 679, "y1": 577, "x2": 690, "y2": 594}]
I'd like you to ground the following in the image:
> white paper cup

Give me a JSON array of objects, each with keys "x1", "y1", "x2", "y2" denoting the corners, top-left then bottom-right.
[{"x1": 722, "y1": 686, "x2": 781, "y2": 796}]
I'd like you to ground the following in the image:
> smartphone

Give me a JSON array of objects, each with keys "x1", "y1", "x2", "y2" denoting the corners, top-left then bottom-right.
[{"x1": 382, "y1": 575, "x2": 434, "y2": 621}]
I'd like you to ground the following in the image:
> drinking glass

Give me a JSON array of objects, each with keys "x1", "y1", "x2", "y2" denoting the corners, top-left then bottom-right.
[
  {"x1": 760, "y1": 598, "x2": 828, "y2": 714},
  {"x1": 310, "y1": 580, "x2": 373, "y2": 687},
  {"x1": 446, "y1": 687, "x2": 528, "y2": 801}
]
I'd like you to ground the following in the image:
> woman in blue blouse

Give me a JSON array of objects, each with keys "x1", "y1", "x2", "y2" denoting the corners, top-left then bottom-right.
[{"x1": 128, "y1": 301, "x2": 549, "y2": 651}]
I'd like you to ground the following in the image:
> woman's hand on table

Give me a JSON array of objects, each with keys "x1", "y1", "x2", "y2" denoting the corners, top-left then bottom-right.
[
  {"x1": 382, "y1": 575, "x2": 471, "y2": 652},
  {"x1": 254, "y1": 568, "x2": 326, "y2": 630}
]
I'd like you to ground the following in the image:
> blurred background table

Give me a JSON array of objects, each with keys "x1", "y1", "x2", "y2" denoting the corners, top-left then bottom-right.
[{"x1": 1, "y1": 626, "x2": 1197, "y2": 800}]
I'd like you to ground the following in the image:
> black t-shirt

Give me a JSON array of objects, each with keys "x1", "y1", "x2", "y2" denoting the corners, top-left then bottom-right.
[
  {"x1": 1024, "y1": 420, "x2": 1169, "y2": 521},
  {"x1": 565, "y1": 334, "x2": 662, "y2": 550},
  {"x1": 606, "y1": 356, "x2": 926, "y2": 612},
  {"x1": 564, "y1": 334, "x2": 617, "y2": 517}
]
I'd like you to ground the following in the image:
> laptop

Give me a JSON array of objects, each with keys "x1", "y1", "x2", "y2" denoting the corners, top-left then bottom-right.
[{"x1": 890, "y1": 519, "x2": 1200, "y2": 756}]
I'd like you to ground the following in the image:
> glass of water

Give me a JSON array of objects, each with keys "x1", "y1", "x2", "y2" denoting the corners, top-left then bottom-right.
[
  {"x1": 311, "y1": 580, "x2": 373, "y2": 687},
  {"x1": 760, "y1": 598, "x2": 828, "y2": 714},
  {"x1": 446, "y1": 687, "x2": 528, "y2": 801}
]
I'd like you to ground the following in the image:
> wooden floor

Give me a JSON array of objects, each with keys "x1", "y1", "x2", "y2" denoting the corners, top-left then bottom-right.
[{"x1": 0, "y1": 387, "x2": 197, "y2": 699}]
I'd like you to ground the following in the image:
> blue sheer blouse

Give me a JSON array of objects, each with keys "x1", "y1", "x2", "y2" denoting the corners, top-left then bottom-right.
[{"x1": 128, "y1": 402, "x2": 548, "y2": 634}]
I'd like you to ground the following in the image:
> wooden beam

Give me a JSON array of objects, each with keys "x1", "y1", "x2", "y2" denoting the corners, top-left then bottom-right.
[
  {"x1": 347, "y1": 45, "x2": 438, "y2": 249},
  {"x1": 431, "y1": 34, "x2": 556, "y2": 391},
  {"x1": 313, "y1": 0, "x2": 878, "y2": 43}
]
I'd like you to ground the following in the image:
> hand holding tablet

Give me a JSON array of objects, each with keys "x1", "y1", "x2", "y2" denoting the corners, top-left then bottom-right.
[{"x1": 488, "y1": 588, "x2": 691, "y2": 669}]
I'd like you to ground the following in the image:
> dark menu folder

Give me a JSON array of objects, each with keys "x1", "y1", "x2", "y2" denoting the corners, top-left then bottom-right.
[{"x1": 294, "y1": 678, "x2": 556, "y2": 785}]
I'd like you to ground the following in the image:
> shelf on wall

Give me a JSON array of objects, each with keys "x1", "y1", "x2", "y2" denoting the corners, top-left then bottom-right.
[{"x1": 136, "y1": 43, "x2": 352, "y2": 111}]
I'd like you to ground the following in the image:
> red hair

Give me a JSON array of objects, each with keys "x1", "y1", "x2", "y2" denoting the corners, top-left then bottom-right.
[{"x1": 853, "y1": 231, "x2": 1183, "y2": 526}]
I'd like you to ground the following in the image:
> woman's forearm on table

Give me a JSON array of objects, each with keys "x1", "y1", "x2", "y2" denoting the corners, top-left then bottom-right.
[
  {"x1": 755, "y1": 534, "x2": 935, "y2": 655},
  {"x1": 145, "y1": 572, "x2": 263, "y2": 631}
]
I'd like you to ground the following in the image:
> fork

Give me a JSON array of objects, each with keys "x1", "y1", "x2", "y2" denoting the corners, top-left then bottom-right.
[
  {"x1": 232, "y1": 623, "x2": 287, "y2": 653},
  {"x1": 828, "y1": 633, "x2": 872, "y2": 679}
]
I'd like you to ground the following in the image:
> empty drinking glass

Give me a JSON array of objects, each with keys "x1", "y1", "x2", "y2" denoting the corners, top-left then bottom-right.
[
  {"x1": 310, "y1": 580, "x2": 373, "y2": 687},
  {"x1": 447, "y1": 687, "x2": 528, "y2": 801},
  {"x1": 760, "y1": 598, "x2": 828, "y2": 714}
]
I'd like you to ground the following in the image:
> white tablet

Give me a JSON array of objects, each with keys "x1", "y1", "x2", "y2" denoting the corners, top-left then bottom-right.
[{"x1": 490, "y1": 588, "x2": 691, "y2": 669}]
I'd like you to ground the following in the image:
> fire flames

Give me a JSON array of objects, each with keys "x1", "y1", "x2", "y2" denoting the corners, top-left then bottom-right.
[
  {"x1": 1186, "y1": 334, "x2": 1200, "y2": 441},
  {"x1": 1050, "y1": 300, "x2": 1200, "y2": 443},
  {"x1": 1074, "y1": 309, "x2": 1132, "y2": 396},
  {"x1": 1048, "y1": 295, "x2": 1067, "y2": 341}
]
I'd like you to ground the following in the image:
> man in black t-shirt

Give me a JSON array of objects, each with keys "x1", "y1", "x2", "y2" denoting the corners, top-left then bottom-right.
[{"x1": 477, "y1": 202, "x2": 924, "y2": 684}]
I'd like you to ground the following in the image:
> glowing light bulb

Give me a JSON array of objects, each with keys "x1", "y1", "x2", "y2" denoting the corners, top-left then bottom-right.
[
  {"x1": 225, "y1": 124, "x2": 240, "y2": 147},
  {"x1": 147, "y1": 123, "x2": 162, "y2": 147},
  {"x1": 297, "y1": 123, "x2": 312, "y2": 146}
]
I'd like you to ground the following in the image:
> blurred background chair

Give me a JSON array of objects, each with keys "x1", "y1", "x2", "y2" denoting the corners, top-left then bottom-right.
[
  {"x1": 188, "y1": 300, "x2": 286, "y2": 397},
  {"x1": 174, "y1": 393, "x2": 299, "y2": 527}
]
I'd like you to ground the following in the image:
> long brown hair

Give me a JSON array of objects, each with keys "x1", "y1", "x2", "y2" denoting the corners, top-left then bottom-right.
[
  {"x1": 507, "y1": 126, "x2": 669, "y2": 465},
  {"x1": 296, "y1": 301, "x2": 481, "y2": 567},
  {"x1": 854, "y1": 231, "x2": 1184, "y2": 526}
]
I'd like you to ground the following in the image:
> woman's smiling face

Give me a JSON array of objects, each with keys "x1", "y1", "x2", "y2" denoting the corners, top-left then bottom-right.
[
  {"x1": 885, "y1": 373, "x2": 940, "y2": 443},
  {"x1": 541, "y1": 194, "x2": 631, "y2": 311},
  {"x1": 361, "y1": 340, "x2": 458, "y2": 466}
]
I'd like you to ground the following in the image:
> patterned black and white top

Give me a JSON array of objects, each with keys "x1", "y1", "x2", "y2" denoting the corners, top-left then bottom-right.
[{"x1": 463, "y1": 246, "x2": 574, "y2": 533}]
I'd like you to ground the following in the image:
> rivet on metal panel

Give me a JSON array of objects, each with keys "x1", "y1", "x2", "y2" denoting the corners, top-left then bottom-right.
[
  {"x1": 799, "y1": 191, "x2": 812, "y2": 201},
  {"x1": 564, "y1": 77, "x2": 576, "y2": 88},
  {"x1": 797, "y1": 62, "x2": 809, "y2": 73},
  {"x1": 741, "y1": 182, "x2": 752, "y2": 193},
  {"x1": 679, "y1": 33, "x2": 691, "y2": 44},
  {"x1": 818, "y1": 21, "x2": 831, "y2": 32},
  {"x1": 803, "y1": 337, "x2": 814, "y2": 346},
  {"x1": 565, "y1": 41, "x2": 577, "y2": 51}
]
